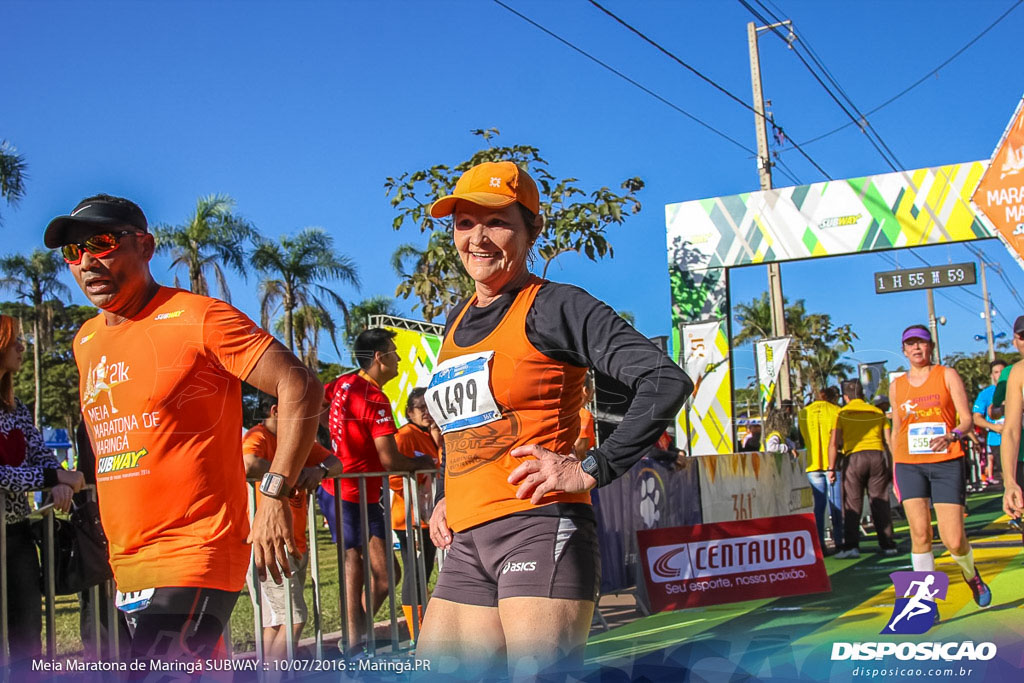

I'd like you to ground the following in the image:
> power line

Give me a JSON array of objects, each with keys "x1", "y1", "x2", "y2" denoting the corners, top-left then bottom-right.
[
  {"x1": 961, "y1": 241, "x2": 1024, "y2": 310},
  {"x1": 587, "y1": 0, "x2": 759, "y2": 118},
  {"x1": 491, "y1": 0, "x2": 756, "y2": 154},
  {"x1": 793, "y1": 0, "x2": 1024, "y2": 148},
  {"x1": 773, "y1": 156, "x2": 803, "y2": 186},
  {"x1": 584, "y1": 0, "x2": 832, "y2": 179},
  {"x1": 739, "y1": 0, "x2": 905, "y2": 172},
  {"x1": 753, "y1": 0, "x2": 907, "y2": 170}
]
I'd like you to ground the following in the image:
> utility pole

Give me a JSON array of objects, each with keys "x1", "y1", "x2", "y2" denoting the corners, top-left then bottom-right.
[
  {"x1": 927, "y1": 290, "x2": 942, "y2": 365},
  {"x1": 980, "y1": 260, "x2": 995, "y2": 361},
  {"x1": 748, "y1": 19, "x2": 793, "y2": 403}
]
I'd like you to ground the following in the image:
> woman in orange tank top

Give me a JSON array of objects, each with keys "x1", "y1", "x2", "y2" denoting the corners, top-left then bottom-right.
[
  {"x1": 415, "y1": 162, "x2": 691, "y2": 676},
  {"x1": 888, "y1": 324, "x2": 991, "y2": 611}
]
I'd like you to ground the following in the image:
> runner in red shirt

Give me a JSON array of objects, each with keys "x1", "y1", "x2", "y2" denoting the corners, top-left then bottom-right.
[{"x1": 324, "y1": 328, "x2": 434, "y2": 653}]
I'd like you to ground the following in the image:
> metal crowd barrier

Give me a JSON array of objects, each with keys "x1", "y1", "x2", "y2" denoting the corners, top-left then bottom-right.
[
  {"x1": 0, "y1": 471, "x2": 439, "y2": 674},
  {"x1": 0, "y1": 485, "x2": 113, "y2": 678},
  {"x1": 244, "y1": 468, "x2": 439, "y2": 667}
]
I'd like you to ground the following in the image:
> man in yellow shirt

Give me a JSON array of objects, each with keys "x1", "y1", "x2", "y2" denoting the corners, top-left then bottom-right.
[
  {"x1": 829, "y1": 380, "x2": 898, "y2": 558},
  {"x1": 798, "y1": 386, "x2": 843, "y2": 552}
]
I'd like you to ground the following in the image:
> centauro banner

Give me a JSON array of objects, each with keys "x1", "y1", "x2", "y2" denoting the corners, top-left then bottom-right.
[
  {"x1": 755, "y1": 337, "x2": 791, "y2": 412},
  {"x1": 637, "y1": 514, "x2": 829, "y2": 612}
]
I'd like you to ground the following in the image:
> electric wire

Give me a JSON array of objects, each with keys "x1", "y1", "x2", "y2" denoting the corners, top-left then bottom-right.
[
  {"x1": 739, "y1": 0, "x2": 904, "y2": 172},
  {"x1": 789, "y1": 0, "x2": 1024, "y2": 148},
  {"x1": 491, "y1": 0, "x2": 755, "y2": 154},
  {"x1": 754, "y1": 0, "x2": 908, "y2": 171},
  {"x1": 585, "y1": 0, "x2": 831, "y2": 180}
]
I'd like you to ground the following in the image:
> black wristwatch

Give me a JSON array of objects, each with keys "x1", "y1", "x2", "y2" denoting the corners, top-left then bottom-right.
[
  {"x1": 580, "y1": 452, "x2": 600, "y2": 480},
  {"x1": 318, "y1": 461, "x2": 332, "y2": 479},
  {"x1": 259, "y1": 472, "x2": 290, "y2": 499}
]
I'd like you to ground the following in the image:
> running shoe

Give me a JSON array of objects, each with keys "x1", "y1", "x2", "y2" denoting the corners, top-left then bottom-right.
[
  {"x1": 882, "y1": 547, "x2": 899, "y2": 557},
  {"x1": 965, "y1": 570, "x2": 992, "y2": 608},
  {"x1": 834, "y1": 548, "x2": 860, "y2": 559}
]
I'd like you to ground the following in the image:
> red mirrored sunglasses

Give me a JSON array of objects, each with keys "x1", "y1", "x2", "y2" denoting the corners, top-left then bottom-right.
[{"x1": 61, "y1": 230, "x2": 142, "y2": 265}]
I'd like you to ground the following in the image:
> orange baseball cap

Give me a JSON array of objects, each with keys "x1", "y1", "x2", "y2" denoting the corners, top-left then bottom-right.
[{"x1": 429, "y1": 161, "x2": 540, "y2": 218}]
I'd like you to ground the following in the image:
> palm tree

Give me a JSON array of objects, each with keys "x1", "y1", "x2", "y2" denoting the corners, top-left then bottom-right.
[
  {"x1": 252, "y1": 228, "x2": 360, "y2": 353},
  {"x1": 274, "y1": 305, "x2": 340, "y2": 369},
  {"x1": 796, "y1": 314, "x2": 858, "y2": 394},
  {"x1": 0, "y1": 141, "x2": 28, "y2": 225},
  {"x1": 392, "y1": 231, "x2": 474, "y2": 322},
  {"x1": 154, "y1": 194, "x2": 254, "y2": 303},
  {"x1": 0, "y1": 249, "x2": 72, "y2": 425},
  {"x1": 344, "y1": 296, "x2": 398, "y2": 350}
]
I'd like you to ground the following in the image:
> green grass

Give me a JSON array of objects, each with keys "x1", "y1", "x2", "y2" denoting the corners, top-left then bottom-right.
[{"x1": 43, "y1": 525, "x2": 436, "y2": 657}]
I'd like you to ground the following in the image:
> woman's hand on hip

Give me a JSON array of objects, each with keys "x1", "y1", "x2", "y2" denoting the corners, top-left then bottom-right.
[
  {"x1": 508, "y1": 444, "x2": 598, "y2": 505},
  {"x1": 429, "y1": 498, "x2": 452, "y2": 550}
]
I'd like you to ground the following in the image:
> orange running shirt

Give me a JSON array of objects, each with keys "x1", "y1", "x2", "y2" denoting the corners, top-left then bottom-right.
[
  {"x1": 242, "y1": 424, "x2": 331, "y2": 556},
  {"x1": 429, "y1": 276, "x2": 590, "y2": 532},
  {"x1": 390, "y1": 424, "x2": 439, "y2": 531},
  {"x1": 891, "y1": 365, "x2": 964, "y2": 464},
  {"x1": 578, "y1": 408, "x2": 596, "y2": 448},
  {"x1": 74, "y1": 287, "x2": 274, "y2": 593}
]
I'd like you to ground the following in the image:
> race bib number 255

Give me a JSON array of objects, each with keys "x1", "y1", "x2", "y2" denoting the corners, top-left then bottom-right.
[
  {"x1": 426, "y1": 351, "x2": 502, "y2": 434},
  {"x1": 908, "y1": 422, "x2": 947, "y2": 455}
]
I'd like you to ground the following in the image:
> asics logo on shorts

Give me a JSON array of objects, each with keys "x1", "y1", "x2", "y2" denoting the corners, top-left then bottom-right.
[{"x1": 502, "y1": 561, "x2": 537, "y2": 574}]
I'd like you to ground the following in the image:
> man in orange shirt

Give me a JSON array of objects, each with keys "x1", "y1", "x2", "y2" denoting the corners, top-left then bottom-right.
[
  {"x1": 391, "y1": 388, "x2": 441, "y2": 633},
  {"x1": 243, "y1": 395, "x2": 342, "y2": 660},
  {"x1": 46, "y1": 195, "x2": 323, "y2": 663}
]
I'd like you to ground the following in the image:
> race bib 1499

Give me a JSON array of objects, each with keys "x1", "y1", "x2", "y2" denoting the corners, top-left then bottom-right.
[{"x1": 426, "y1": 351, "x2": 502, "y2": 434}]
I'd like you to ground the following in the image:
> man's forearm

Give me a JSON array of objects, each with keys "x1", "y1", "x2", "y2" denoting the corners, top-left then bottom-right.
[
  {"x1": 1002, "y1": 439, "x2": 1019, "y2": 489},
  {"x1": 271, "y1": 371, "x2": 324, "y2": 487}
]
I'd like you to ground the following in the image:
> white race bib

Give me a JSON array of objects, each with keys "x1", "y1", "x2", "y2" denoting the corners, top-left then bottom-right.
[
  {"x1": 426, "y1": 351, "x2": 502, "y2": 434},
  {"x1": 908, "y1": 422, "x2": 947, "y2": 455},
  {"x1": 116, "y1": 588, "x2": 155, "y2": 613}
]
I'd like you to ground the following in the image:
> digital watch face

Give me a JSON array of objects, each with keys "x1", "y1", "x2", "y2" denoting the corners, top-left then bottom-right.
[{"x1": 260, "y1": 473, "x2": 286, "y2": 498}]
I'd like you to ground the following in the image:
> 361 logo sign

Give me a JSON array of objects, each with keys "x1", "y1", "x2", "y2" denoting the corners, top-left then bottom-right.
[{"x1": 882, "y1": 571, "x2": 949, "y2": 635}]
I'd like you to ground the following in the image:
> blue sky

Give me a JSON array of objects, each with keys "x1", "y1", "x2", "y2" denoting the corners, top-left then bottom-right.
[{"x1": 3, "y1": 0, "x2": 1023, "y2": 384}]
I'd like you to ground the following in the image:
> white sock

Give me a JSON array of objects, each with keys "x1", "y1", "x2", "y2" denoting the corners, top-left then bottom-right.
[
  {"x1": 950, "y1": 547, "x2": 976, "y2": 580},
  {"x1": 911, "y1": 551, "x2": 935, "y2": 572}
]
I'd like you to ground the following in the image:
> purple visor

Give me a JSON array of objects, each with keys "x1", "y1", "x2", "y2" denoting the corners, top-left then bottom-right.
[{"x1": 901, "y1": 326, "x2": 932, "y2": 344}]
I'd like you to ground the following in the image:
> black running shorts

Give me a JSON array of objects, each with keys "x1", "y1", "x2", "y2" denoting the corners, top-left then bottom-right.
[
  {"x1": 122, "y1": 586, "x2": 238, "y2": 663},
  {"x1": 894, "y1": 457, "x2": 967, "y2": 506},
  {"x1": 432, "y1": 514, "x2": 600, "y2": 607}
]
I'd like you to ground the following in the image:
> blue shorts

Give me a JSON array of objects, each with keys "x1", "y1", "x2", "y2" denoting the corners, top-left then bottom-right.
[
  {"x1": 316, "y1": 488, "x2": 386, "y2": 549},
  {"x1": 894, "y1": 457, "x2": 966, "y2": 506}
]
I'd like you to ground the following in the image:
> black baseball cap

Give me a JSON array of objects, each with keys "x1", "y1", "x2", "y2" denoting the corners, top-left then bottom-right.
[
  {"x1": 1014, "y1": 315, "x2": 1024, "y2": 336},
  {"x1": 44, "y1": 195, "x2": 148, "y2": 248}
]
